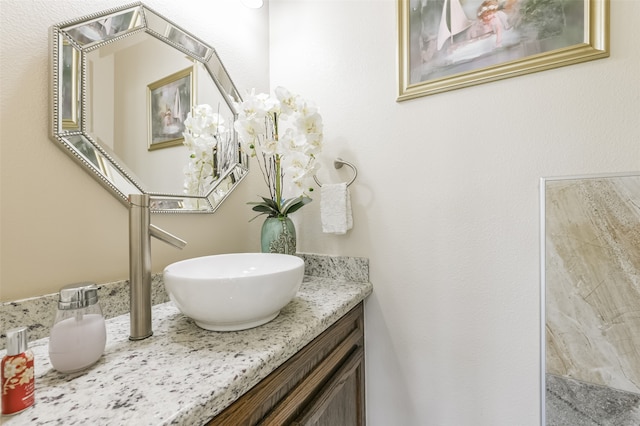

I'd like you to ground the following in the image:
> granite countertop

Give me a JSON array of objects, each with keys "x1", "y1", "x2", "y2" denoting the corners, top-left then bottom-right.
[
  {"x1": 1, "y1": 254, "x2": 372, "y2": 425},
  {"x1": 546, "y1": 374, "x2": 640, "y2": 425}
]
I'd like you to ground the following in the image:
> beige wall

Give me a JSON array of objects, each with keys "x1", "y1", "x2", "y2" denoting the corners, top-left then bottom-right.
[
  {"x1": 0, "y1": 0, "x2": 269, "y2": 301},
  {"x1": 268, "y1": 0, "x2": 639, "y2": 425}
]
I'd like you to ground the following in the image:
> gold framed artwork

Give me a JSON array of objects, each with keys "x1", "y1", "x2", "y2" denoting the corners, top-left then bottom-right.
[
  {"x1": 397, "y1": 0, "x2": 609, "y2": 101},
  {"x1": 147, "y1": 67, "x2": 194, "y2": 151}
]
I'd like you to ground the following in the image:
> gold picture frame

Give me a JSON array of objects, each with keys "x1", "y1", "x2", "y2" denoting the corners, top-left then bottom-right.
[
  {"x1": 397, "y1": 0, "x2": 609, "y2": 101},
  {"x1": 147, "y1": 67, "x2": 194, "y2": 151}
]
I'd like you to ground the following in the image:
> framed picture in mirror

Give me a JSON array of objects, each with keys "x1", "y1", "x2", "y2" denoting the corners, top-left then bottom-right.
[
  {"x1": 147, "y1": 66, "x2": 193, "y2": 151},
  {"x1": 397, "y1": 0, "x2": 609, "y2": 101}
]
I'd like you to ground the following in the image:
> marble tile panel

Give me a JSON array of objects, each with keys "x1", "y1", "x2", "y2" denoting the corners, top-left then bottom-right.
[{"x1": 545, "y1": 176, "x2": 640, "y2": 394}]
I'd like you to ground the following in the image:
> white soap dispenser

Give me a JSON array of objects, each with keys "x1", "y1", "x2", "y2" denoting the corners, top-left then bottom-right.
[{"x1": 48, "y1": 283, "x2": 107, "y2": 373}]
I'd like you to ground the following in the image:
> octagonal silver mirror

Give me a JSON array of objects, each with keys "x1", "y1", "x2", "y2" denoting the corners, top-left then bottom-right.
[{"x1": 49, "y1": 2, "x2": 248, "y2": 212}]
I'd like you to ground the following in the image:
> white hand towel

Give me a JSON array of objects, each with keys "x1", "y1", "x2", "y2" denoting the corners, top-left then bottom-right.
[{"x1": 321, "y1": 182, "x2": 353, "y2": 234}]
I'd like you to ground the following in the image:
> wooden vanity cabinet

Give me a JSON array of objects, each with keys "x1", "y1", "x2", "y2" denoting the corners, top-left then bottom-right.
[{"x1": 207, "y1": 302, "x2": 365, "y2": 426}]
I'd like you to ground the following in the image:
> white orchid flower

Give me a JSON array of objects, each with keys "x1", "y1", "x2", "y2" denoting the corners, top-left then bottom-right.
[{"x1": 232, "y1": 88, "x2": 324, "y2": 216}]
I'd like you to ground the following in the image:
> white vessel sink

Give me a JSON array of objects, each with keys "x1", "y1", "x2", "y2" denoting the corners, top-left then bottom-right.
[{"x1": 163, "y1": 253, "x2": 304, "y2": 331}]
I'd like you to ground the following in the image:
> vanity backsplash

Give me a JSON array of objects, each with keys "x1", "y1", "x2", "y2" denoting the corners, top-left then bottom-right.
[{"x1": 1, "y1": 253, "x2": 369, "y2": 348}]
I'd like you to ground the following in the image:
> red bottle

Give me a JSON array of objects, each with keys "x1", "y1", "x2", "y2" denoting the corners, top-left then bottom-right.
[{"x1": 2, "y1": 327, "x2": 35, "y2": 415}]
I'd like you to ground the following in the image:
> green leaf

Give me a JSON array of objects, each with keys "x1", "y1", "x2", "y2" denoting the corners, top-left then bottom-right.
[
  {"x1": 259, "y1": 196, "x2": 280, "y2": 211},
  {"x1": 281, "y1": 196, "x2": 312, "y2": 216},
  {"x1": 248, "y1": 212, "x2": 267, "y2": 222},
  {"x1": 250, "y1": 204, "x2": 275, "y2": 213},
  {"x1": 247, "y1": 195, "x2": 311, "y2": 222},
  {"x1": 247, "y1": 196, "x2": 281, "y2": 221}
]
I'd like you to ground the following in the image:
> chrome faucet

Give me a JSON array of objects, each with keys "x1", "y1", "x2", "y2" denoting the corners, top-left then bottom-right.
[{"x1": 128, "y1": 194, "x2": 186, "y2": 340}]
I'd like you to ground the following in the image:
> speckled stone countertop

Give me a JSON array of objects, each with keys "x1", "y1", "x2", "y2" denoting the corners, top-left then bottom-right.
[
  {"x1": 1, "y1": 254, "x2": 371, "y2": 425},
  {"x1": 546, "y1": 374, "x2": 640, "y2": 425}
]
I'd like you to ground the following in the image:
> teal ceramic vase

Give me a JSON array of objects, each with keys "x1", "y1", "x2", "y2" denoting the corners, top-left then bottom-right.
[{"x1": 261, "y1": 216, "x2": 296, "y2": 254}]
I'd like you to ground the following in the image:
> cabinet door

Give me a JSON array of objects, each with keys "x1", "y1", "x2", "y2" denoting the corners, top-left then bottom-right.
[
  {"x1": 261, "y1": 327, "x2": 365, "y2": 426},
  {"x1": 293, "y1": 346, "x2": 365, "y2": 426},
  {"x1": 208, "y1": 303, "x2": 365, "y2": 426}
]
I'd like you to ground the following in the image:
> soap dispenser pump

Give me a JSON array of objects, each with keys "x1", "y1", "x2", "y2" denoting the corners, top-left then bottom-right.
[{"x1": 48, "y1": 283, "x2": 107, "y2": 373}]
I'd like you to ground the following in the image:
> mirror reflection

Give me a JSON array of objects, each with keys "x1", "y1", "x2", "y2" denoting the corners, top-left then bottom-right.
[
  {"x1": 542, "y1": 173, "x2": 640, "y2": 425},
  {"x1": 50, "y1": 2, "x2": 248, "y2": 212}
]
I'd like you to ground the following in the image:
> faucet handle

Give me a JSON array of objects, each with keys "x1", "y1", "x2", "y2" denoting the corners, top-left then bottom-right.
[{"x1": 150, "y1": 224, "x2": 187, "y2": 249}]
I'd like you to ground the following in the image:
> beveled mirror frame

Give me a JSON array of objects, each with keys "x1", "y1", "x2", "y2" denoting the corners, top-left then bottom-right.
[{"x1": 49, "y1": 2, "x2": 248, "y2": 213}]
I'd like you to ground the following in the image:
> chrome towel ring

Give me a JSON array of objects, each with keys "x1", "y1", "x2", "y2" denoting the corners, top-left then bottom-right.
[{"x1": 313, "y1": 158, "x2": 358, "y2": 187}]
